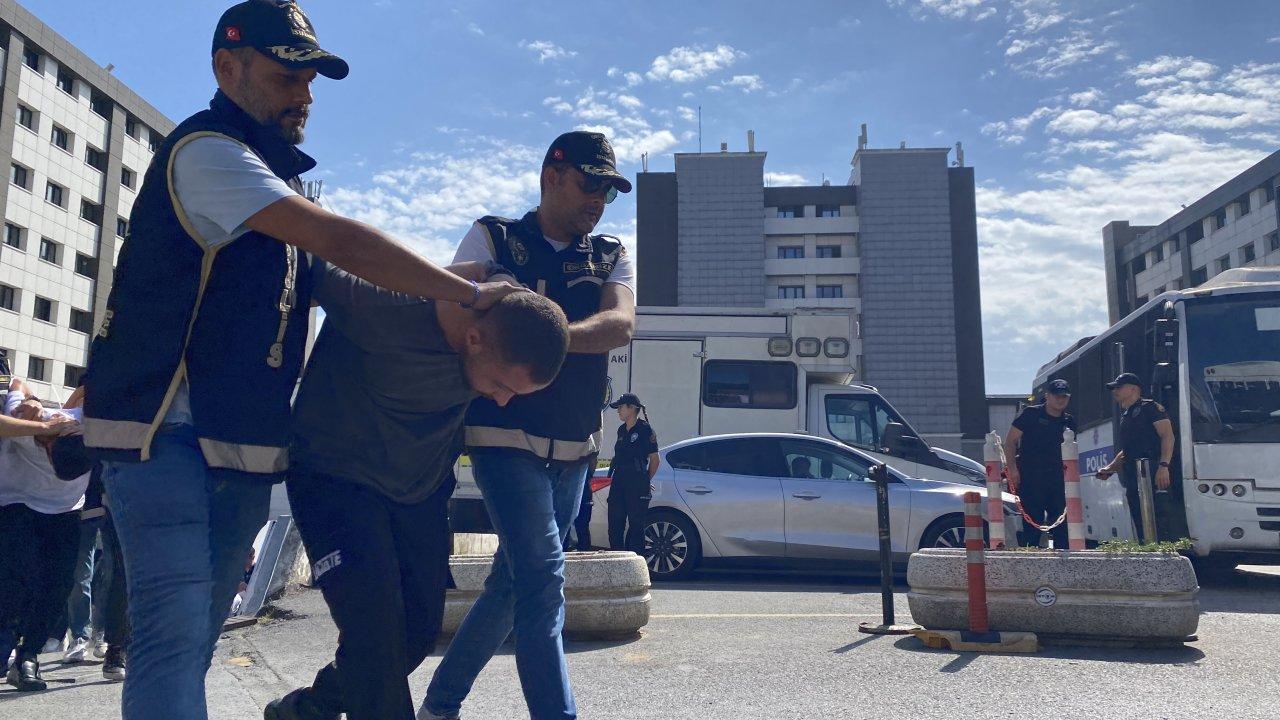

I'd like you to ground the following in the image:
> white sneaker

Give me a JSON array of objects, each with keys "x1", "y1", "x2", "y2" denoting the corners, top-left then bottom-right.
[
  {"x1": 64, "y1": 636, "x2": 89, "y2": 662},
  {"x1": 91, "y1": 630, "x2": 107, "y2": 659},
  {"x1": 40, "y1": 637, "x2": 63, "y2": 655}
]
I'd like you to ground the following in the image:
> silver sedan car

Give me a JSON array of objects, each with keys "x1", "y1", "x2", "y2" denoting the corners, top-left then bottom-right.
[{"x1": 588, "y1": 432, "x2": 1020, "y2": 580}]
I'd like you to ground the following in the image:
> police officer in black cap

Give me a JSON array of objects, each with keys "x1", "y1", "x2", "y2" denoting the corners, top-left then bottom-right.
[
  {"x1": 605, "y1": 394, "x2": 659, "y2": 555},
  {"x1": 1004, "y1": 379, "x2": 1077, "y2": 548},
  {"x1": 1097, "y1": 373, "x2": 1179, "y2": 542}
]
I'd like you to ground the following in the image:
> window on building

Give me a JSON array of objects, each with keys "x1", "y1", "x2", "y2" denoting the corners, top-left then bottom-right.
[
  {"x1": 777, "y1": 246, "x2": 804, "y2": 259},
  {"x1": 45, "y1": 182, "x2": 66, "y2": 208},
  {"x1": 69, "y1": 308, "x2": 92, "y2": 334},
  {"x1": 16, "y1": 104, "x2": 35, "y2": 131},
  {"x1": 0, "y1": 284, "x2": 16, "y2": 312},
  {"x1": 33, "y1": 296, "x2": 53, "y2": 323},
  {"x1": 817, "y1": 285, "x2": 844, "y2": 299},
  {"x1": 121, "y1": 166, "x2": 136, "y2": 189},
  {"x1": 1237, "y1": 193, "x2": 1251, "y2": 217},
  {"x1": 116, "y1": 217, "x2": 128, "y2": 238},
  {"x1": 149, "y1": 134, "x2": 161, "y2": 152},
  {"x1": 1212, "y1": 207, "x2": 1227, "y2": 230},
  {"x1": 38, "y1": 237, "x2": 59, "y2": 265},
  {"x1": 1241, "y1": 243, "x2": 1256, "y2": 265},
  {"x1": 1191, "y1": 266, "x2": 1208, "y2": 286},
  {"x1": 22, "y1": 48, "x2": 40, "y2": 71},
  {"x1": 10, "y1": 163, "x2": 30, "y2": 190},
  {"x1": 776, "y1": 206, "x2": 803, "y2": 218},
  {"x1": 1186, "y1": 222, "x2": 1204, "y2": 245},
  {"x1": 1171, "y1": 236, "x2": 1182, "y2": 252},
  {"x1": 28, "y1": 356, "x2": 48, "y2": 382},
  {"x1": 1153, "y1": 244, "x2": 1164, "y2": 263},
  {"x1": 80, "y1": 199, "x2": 103, "y2": 225},
  {"x1": 1269, "y1": 231, "x2": 1280, "y2": 253},
  {"x1": 125, "y1": 117, "x2": 140, "y2": 139},
  {"x1": 816, "y1": 245, "x2": 842, "y2": 258},
  {"x1": 778, "y1": 285, "x2": 805, "y2": 299},
  {"x1": 50, "y1": 125, "x2": 71, "y2": 152},
  {"x1": 1169, "y1": 279, "x2": 1182, "y2": 291},
  {"x1": 702, "y1": 360, "x2": 798, "y2": 410},
  {"x1": 56, "y1": 70, "x2": 74, "y2": 95},
  {"x1": 74, "y1": 252, "x2": 96, "y2": 278},
  {"x1": 64, "y1": 364, "x2": 86, "y2": 388},
  {"x1": 90, "y1": 94, "x2": 111, "y2": 119},
  {"x1": 817, "y1": 205, "x2": 841, "y2": 218},
  {"x1": 85, "y1": 146, "x2": 107, "y2": 172},
  {"x1": 1131, "y1": 255, "x2": 1146, "y2": 275},
  {"x1": 3, "y1": 223, "x2": 23, "y2": 250},
  {"x1": 1215, "y1": 255, "x2": 1230, "y2": 274},
  {"x1": 1265, "y1": 182, "x2": 1276, "y2": 205}
]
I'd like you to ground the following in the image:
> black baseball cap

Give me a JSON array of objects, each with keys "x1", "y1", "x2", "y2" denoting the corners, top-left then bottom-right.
[
  {"x1": 1106, "y1": 372, "x2": 1142, "y2": 389},
  {"x1": 1047, "y1": 379, "x2": 1071, "y2": 396},
  {"x1": 544, "y1": 131, "x2": 633, "y2": 194},
  {"x1": 212, "y1": 1, "x2": 349, "y2": 80},
  {"x1": 609, "y1": 393, "x2": 644, "y2": 409}
]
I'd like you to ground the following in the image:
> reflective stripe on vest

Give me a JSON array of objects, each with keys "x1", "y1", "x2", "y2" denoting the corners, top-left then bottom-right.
[{"x1": 465, "y1": 426, "x2": 598, "y2": 462}]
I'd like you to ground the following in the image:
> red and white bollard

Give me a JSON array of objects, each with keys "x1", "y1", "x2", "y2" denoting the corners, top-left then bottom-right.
[
  {"x1": 983, "y1": 431, "x2": 1005, "y2": 549},
  {"x1": 963, "y1": 491, "x2": 989, "y2": 634},
  {"x1": 1062, "y1": 429, "x2": 1086, "y2": 551}
]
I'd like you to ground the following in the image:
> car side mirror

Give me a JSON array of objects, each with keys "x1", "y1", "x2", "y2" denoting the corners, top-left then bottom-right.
[{"x1": 882, "y1": 422, "x2": 928, "y2": 458}]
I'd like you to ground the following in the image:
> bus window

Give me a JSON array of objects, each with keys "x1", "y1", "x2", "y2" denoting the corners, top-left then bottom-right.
[{"x1": 1186, "y1": 295, "x2": 1280, "y2": 443}]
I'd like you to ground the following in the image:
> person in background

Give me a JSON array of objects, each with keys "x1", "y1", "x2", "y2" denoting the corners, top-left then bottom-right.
[
  {"x1": 0, "y1": 380, "x2": 83, "y2": 690},
  {"x1": 1004, "y1": 379, "x2": 1077, "y2": 548},
  {"x1": 570, "y1": 427, "x2": 605, "y2": 552},
  {"x1": 606, "y1": 394, "x2": 659, "y2": 556},
  {"x1": 1096, "y1": 373, "x2": 1180, "y2": 542}
]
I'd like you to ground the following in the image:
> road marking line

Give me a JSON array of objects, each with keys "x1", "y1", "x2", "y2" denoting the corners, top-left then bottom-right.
[{"x1": 651, "y1": 612, "x2": 871, "y2": 619}]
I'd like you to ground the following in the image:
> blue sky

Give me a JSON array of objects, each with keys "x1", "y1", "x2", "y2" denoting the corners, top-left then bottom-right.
[{"x1": 23, "y1": 0, "x2": 1280, "y2": 393}]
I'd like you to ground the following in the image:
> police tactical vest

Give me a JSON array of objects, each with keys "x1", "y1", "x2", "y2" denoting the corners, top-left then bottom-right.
[
  {"x1": 464, "y1": 211, "x2": 623, "y2": 461},
  {"x1": 83, "y1": 90, "x2": 314, "y2": 476}
]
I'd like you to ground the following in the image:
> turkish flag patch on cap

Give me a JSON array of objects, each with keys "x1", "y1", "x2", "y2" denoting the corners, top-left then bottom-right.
[{"x1": 226, "y1": 26, "x2": 241, "y2": 42}]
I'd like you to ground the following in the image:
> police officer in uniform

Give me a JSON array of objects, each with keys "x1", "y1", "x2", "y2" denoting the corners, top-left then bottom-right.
[
  {"x1": 606, "y1": 394, "x2": 659, "y2": 555},
  {"x1": 1004, "y1": 379, "x2": 1077, "y2": 548},
  {"x1": 1097, "y1": 373, "x2": 1179, "y2": 542}
]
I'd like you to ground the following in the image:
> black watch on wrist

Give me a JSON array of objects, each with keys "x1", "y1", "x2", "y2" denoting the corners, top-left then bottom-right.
[{"x1": 1158, "y1": 461, "x2": 1170, "y2": 468}]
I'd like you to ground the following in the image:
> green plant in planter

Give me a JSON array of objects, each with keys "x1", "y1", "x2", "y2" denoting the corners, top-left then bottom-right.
[{"x1": 1096, "y1": 538, "x2": 1195, "y2": 554}]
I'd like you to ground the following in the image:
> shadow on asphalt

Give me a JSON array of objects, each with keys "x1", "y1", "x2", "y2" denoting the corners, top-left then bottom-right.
[
  {"x1": 431, "y1": 633, "x2": 643, "y2": 656},
  {"x1": 887, "y1": 635, "x2": 1207, "y2": 668},
  {"x1": 1195, "y1": 567, "x2": 1280, "y2": 614},
  {"x1": 655, "y1": 569, "x2": 902, "y2": 594}
]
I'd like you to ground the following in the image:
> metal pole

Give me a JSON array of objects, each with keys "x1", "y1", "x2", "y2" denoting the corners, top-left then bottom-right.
[
  {"x1": 1136, "y1": 458, "x2": 1158, "y2": 543},
  {"x1": 858, "y1": 464, "x2": 918, "y2": 635}
]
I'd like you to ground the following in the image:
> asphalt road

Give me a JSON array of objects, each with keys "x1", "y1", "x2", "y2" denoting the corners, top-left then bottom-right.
[{"x1": 4, "y1": 565, "x2": 1279, "y2": 719}]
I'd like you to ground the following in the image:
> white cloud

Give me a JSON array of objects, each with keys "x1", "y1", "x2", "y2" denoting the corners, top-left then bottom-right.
[
  {"x1": 552, "y1": 87, "x2": 681, "y2": 162},
  {"x1": 721, "y1": 74, "x2": 764, "y2": 93},
  {"x1": 981, "y1": 105, "x2": 1055, "y2": 145},
  {"x1": 1045, "y1": 108, "x2": 1116, "y2": 135},
  {"x1": 645, "y1": 44, "x2": 744, "y2": 83},
  {"x1": 676, "y1": 106, "x2": 699, "y2": 122},
  {"x1": 466, "y1": 22, "x2": 484, "y2": 37},
  {"x1": 1128, "y1": 55, "x2": 1218, "y2": 86},
  {"x1": 894, "y1": 0, "x2": 995, "y2": 21},
  {"x1": 519, "y1": 40, "x2": 576, "y2": 63},
  {"x1": 1269, "y1": 36, "x2": 1280, "y2": 44},
  {"x1": 764, "y1": 172, "x2": 808, "y2": 186},
  {"x1": 1068, "y1": 87, "x2": 1102, "y2": 107}
]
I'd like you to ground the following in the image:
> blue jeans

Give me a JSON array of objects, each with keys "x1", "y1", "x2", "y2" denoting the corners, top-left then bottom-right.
[
  {"x1": 103, "y1": 425, "x2": 271, "y2": 720},
  {"x1": 424, "y1": 450, "x2": 587, "y2": 720},
  {"x1": 65, "y1": 516, "x2": 102, "y2": 641}
]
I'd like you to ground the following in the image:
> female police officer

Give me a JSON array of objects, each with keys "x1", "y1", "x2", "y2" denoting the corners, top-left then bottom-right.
[{"x1": 606, "y1": 394, "x2": 659, "y2": 555}]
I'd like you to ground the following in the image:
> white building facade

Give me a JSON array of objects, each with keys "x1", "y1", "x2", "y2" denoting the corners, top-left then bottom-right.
[{"x1": 0, "y1": 2, "x2": 173, "y2": 402}]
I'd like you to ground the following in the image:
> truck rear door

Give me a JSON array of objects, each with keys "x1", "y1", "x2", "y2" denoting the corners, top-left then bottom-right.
[{"x1": 630, "y1": 339, "x2": 704, "y2": 446}]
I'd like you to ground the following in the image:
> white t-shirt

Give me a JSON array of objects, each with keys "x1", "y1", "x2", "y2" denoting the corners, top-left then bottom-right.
[
  {"x1": 453, "y1": 220, "x2": 637, "y2": 296},
  {"x1": 164, "y1": 136, "x2": 302, "y2": 425},
  {"x1": 0, "y1": 391, "x2": 88, "y2": 514}
]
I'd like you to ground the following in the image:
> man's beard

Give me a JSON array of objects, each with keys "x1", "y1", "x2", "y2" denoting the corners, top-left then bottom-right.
[{"x1": 236, "y1": 80, "x2": 307, "y2": 145}]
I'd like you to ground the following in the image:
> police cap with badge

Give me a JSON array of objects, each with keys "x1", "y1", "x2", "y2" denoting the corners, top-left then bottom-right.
[
  {"x1": 213, "y1": 0, "x2": 350, "y2": 80},
  {"x1": 544, "y1": 131, "x2": 633, "y2": 204}
]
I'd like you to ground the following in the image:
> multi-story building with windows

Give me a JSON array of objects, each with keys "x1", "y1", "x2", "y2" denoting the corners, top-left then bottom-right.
[
  {"x1": 0, "y1": 2, "x2": 174, "y2": 401},
  {"x1": 636, "y1": 131, "x2": 988, "y2": 456},
  {"x1": 1103, "y1": 149, "x2": 1280, "y2": 324}
]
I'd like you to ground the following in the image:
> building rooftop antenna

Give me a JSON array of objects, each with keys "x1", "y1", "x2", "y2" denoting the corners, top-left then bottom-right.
[{"x1": 698, "y1": 105, "x2": 702, "y2": 154}]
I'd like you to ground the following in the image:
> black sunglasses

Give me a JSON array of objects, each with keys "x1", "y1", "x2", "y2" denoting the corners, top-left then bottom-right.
[{"x1": 577, "y1": 172, "x2": 619, "y2": 204}]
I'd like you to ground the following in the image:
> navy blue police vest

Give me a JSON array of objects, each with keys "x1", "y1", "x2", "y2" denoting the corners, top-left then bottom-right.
[
  {"x1": 83, "y1": 91, "x2": 314, "y2": 476},
  {"x1": 464, "y1": 211, "x2": 624, "y2": 462}
]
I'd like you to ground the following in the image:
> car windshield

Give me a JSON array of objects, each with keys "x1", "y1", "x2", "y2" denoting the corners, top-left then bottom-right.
[
  {"x1": 1186, "y1": 294, "x2": 1280, "y2": 444},
  {"x1": 825, "y1": 394, "x2": 898, "y2": 450}
]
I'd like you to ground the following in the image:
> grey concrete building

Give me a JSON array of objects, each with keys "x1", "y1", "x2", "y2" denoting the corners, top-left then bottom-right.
[
  {"x1": 0, "y1": 1, "x2": 173, "y2": 400},
  {"x1": 636, "y1": 133, "x2": 988, "y2": 456},
  {"x1": 1103, "y1": 149, "x2": 1280, "y2": 324}
]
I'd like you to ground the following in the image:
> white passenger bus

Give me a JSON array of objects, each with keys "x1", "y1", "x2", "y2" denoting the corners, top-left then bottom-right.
[{"x1": 1033, "y1": 267, "x2": 1280, "y2": 565}]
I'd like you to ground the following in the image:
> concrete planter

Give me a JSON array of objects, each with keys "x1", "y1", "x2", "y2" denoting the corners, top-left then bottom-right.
[
  {"x1": 444, "y1": 551, "x2": 651, "y2": 640},
  {"x1": 907, "y1": 549, "x2": 1199, "y2": 641}
]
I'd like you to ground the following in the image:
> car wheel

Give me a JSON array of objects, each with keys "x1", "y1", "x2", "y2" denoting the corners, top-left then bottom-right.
[
  {"x1": 643, "y1": 511, "x2": 701, "y2": 581},
  {"x1": 920, "y1": 515, "x2": 970, "y2": 549}
]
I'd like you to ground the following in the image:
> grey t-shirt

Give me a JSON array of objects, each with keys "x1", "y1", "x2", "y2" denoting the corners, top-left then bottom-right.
[{"x1": 290, "y1": 261, "x2": 477, "y2": 504}]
